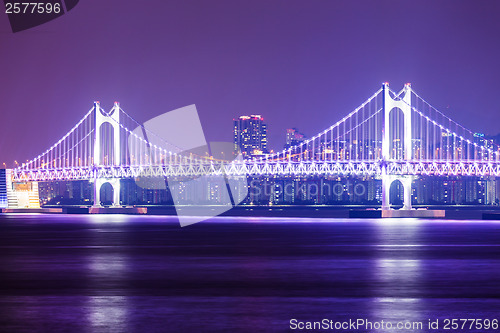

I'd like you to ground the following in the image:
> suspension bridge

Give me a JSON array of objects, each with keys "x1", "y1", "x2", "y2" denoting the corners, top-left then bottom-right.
[{"x1": 4, "y1": 83, "x2": 500, "y2": 211}]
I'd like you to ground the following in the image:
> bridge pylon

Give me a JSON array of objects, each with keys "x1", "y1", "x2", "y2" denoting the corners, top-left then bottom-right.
[
  {"x1": 381, "y1": 83, "x2": 413, "y2": 210},
  {"x1": 92, "y1": 101, "x2": 121, "y2": 207},
  {"x1": 382, "y1": 82, "x2": 412, "y2": 160},
  {"x1": 93, "y1": 101, "x2": 120, "y2": 166}
]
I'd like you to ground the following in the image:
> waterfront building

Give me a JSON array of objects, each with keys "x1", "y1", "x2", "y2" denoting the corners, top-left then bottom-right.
[{"x1": 233, "y1": 115, "x2": 268, "y2": 157}]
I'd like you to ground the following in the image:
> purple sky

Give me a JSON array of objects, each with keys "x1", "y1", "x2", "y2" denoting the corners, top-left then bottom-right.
[{"x1": 1, "y1": 0, "x2": 500, "y2": 166}]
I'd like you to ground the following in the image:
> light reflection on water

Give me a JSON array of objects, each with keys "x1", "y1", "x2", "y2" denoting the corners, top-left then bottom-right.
[
  {"x1": 370, "y1": 220, "x2": 424, "y2": 328},
  {"x1": 86, "y1": 296, "x2": 129, "y2": 333},
  {"x1": 1, "y1": 214, "x2": 500, "y2": 332}
]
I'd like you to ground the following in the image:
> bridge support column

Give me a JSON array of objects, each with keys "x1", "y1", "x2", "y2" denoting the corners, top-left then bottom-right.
[
  {"x1": 93, "y1": 180, "x2": 99, "y2": 207},
  {"x1": 381, "y1": 175, "x2": 414, "y2": 210},
  {"x1": 381, "y1": 166, "x2": 390, "y2": 210},
  {"x1": 402, "y1": 177, "x2": 413, "y2": 210},
  {"x1": 93, "y1": 178, "x2": 121, "y2": 207}
]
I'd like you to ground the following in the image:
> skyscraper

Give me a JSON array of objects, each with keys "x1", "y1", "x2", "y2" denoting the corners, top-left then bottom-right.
[
  {"x1": 233, "y1": 115, "x2": 268, "y2": 158},
  {"x1": 285, "y1": 128, "x2": 305, "y2": 148}
]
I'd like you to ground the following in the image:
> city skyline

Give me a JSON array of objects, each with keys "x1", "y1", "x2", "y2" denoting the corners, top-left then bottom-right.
[{"x1": 2, "y1": 1, "x2": 500, "y2": 166}]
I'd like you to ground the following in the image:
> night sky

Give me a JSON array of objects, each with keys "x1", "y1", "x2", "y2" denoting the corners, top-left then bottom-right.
[{"x1": 1, "y1": 0, "x2": 500, "y2": 166}]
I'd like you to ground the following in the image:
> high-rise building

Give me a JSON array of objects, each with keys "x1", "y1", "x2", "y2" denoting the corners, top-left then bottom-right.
[
  {"x1": 0, "y1": 169, "x2": 7, "y2": 208},
  {"x1": 474, "y1": 133, "x2": 495, "y2": 161},
  {"x1": 233, "y1": 115, "x2": 268, "y2": 157},
  {"x1": 285, "y1": 128, "x2": 305, "y2": 148}
]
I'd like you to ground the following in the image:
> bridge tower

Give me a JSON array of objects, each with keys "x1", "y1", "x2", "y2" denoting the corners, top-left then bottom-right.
[
  {"x1": 93, "y1": 101, "x2": 121, "y2": 207},
  {"x1": 381, "y1": 83, "x2": 414, "y2": 210}
]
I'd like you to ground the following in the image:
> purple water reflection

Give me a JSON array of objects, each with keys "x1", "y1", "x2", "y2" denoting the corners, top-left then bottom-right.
[{"x1": 1, "y1": 214, "x2": 500, "y2": 332}]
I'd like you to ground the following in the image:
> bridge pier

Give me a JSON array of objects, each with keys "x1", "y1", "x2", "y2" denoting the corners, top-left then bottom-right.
[
  {"x1": 93, "y1": 178, "x2": 120, "y2": 207},
  {"x1": 382, "y1": 174, "x2": 413, "y2": 210}
]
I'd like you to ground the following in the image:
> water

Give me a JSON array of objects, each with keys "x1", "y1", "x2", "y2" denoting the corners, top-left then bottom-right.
[{"x1": 1, "y1": 214, "x2": 500, "y2": 332}]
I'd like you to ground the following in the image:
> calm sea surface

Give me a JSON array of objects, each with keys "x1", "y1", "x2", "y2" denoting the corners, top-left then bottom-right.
[{"x1": 1, "y1": 214, "x2": 500, "y2": 332}]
